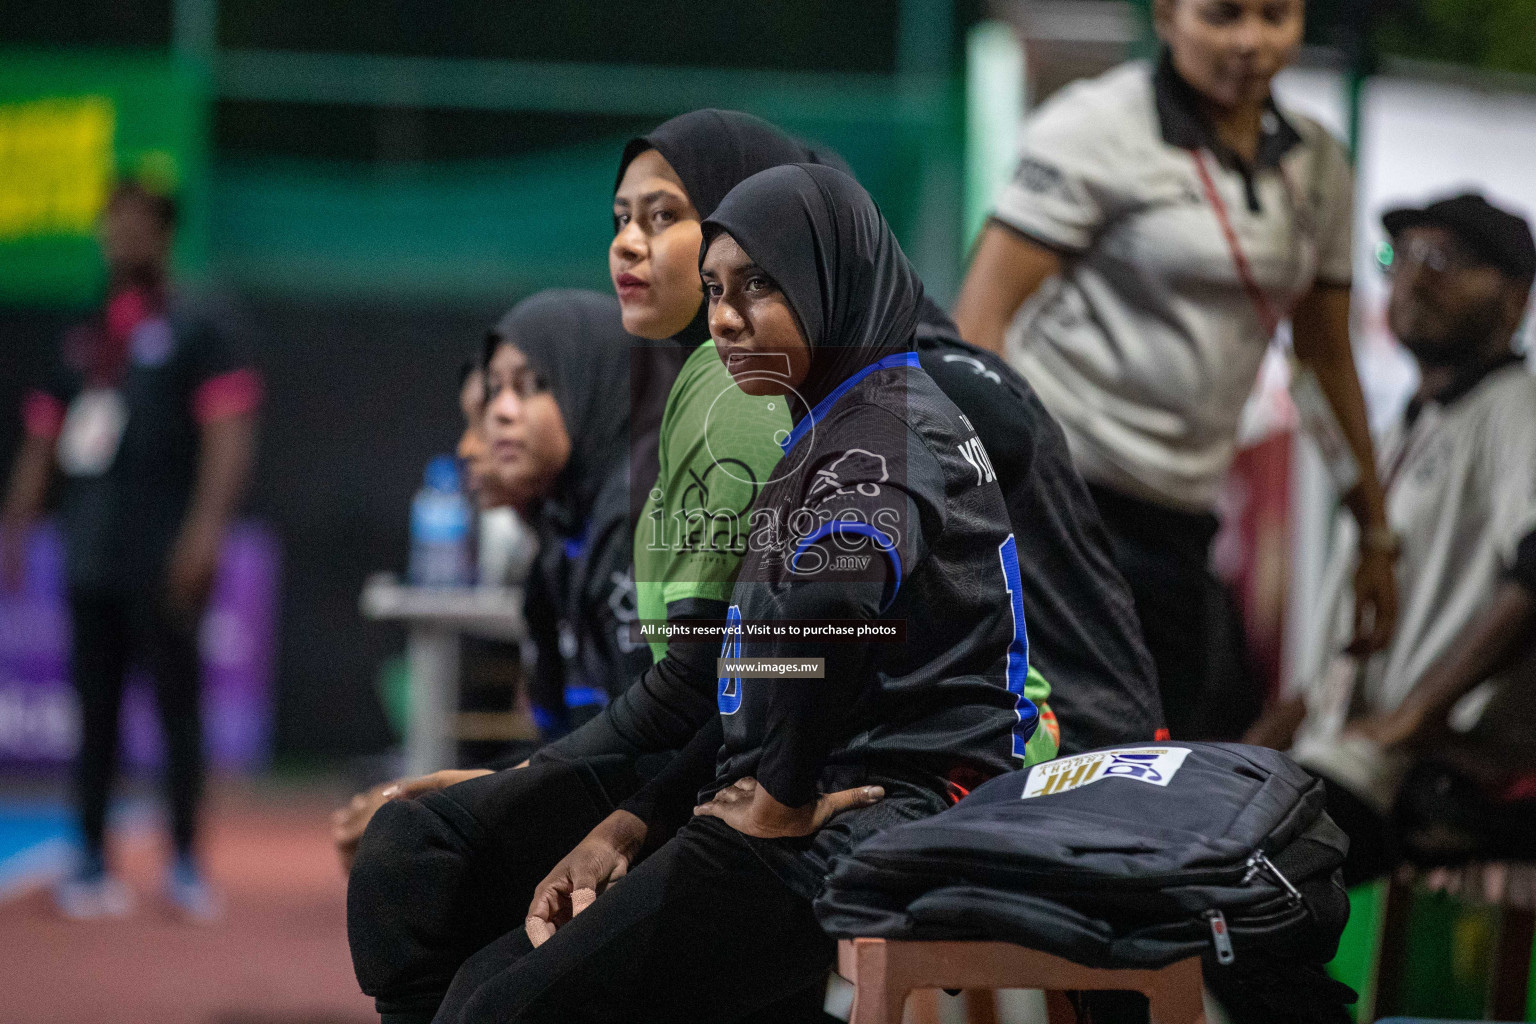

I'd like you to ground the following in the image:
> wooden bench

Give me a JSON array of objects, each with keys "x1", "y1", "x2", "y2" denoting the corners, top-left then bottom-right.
[{"x1": 836, "y1": 938, "x2": 1206, "y2": 1024}]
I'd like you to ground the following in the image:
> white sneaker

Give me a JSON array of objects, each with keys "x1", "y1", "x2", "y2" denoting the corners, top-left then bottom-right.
[
  {"x1": 54, "y1": 872, "x2": 135, "y2": 920},
  {"x1": 164, "y1": 858, "x2": 221, "y2": 923}
]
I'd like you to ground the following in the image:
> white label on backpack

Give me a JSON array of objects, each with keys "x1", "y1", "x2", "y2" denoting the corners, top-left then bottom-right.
[{"x1": 1021, "y1": 747, "x2": 1192, "y2": 799}]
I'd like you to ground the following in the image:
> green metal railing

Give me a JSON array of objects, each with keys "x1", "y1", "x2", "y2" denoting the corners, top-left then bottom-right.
[{"x1": 166, "y1": 0, "x2": 970, "y2": 304}]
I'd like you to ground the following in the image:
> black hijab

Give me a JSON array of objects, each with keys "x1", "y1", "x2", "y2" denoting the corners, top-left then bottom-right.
[
  {"x1": 702, "y1": 163, "x2": 923, "y2": 418},
  {"x1": 484, "y1": 289, "x2": 634, "y2": 526},
  {"x1": 615, "y1": 109, "x2": 849, "y2": 347}
]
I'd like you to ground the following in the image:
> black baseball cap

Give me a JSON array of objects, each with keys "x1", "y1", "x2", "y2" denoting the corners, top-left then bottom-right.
[{"x1": 1383, "y1": 192, "x2": 1536, "y2": 280}]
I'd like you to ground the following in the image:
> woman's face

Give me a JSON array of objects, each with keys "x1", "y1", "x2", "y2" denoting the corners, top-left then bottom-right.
[
  {"x1": 1157, "y1": 0, "x2": 1303, "y2": 111},
  {"x1": 610, "y1": 149, "x2": 705, "y2": 340},
  {"x1": 702, "y1": 232, "x2": 811, "y2": 398},
  {"x1": 483, "y1": 342, "x2": 572, "y2": 511}
]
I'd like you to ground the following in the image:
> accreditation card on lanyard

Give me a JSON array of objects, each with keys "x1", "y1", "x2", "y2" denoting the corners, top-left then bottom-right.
[
  {"x1": 57, "y1": 308, "x2": 141, "y2": 478},
  {"x1": 1190, "y1": 148, "x2": 1361, "y2": 494}
]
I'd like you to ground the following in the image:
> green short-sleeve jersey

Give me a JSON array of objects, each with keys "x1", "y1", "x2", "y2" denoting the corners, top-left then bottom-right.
[{"x1": 634, "y1": 340, "x2": 791, "y2": 661}]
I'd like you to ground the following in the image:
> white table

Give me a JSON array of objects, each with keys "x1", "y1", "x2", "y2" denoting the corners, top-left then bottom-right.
[{"x1": 359, "y1": 574, "x2": 527, "y2": 776}]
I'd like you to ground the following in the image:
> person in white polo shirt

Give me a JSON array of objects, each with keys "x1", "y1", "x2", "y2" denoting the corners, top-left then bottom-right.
[
  {"x1": 1280, "y1": 194, "x2": 1536, "y2": 884},
  {"x1": 953, "y1": 0, "x2": 1395, "y2": 739}
]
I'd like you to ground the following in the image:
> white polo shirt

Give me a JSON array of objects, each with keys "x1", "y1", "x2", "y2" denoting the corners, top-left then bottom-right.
[
  {"x1": 995, "y1": 56, "x2": 1356, "y2": 512},
  {"x1": 1299, "y1": 360, "x2": 1536, "y2": 723}
]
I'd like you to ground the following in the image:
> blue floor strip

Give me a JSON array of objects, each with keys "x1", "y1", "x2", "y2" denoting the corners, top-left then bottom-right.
[
  {"x1": 0, "y1": 798, "x2": 154, "y2": 900},
  {"x1": 0, "y1": 802, "x2": 76, "y2": 898}
]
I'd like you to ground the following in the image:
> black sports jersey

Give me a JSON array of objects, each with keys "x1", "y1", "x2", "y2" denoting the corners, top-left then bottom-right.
[
  {"x1": 913, "y1": 311, "x2": 1164, "y2": 754},
  {"x1": 692, "y1": 161, "x2": 1041, "y2": 813},
  {"x1": 714, "y1": 354, "x2": 1037, "y2": 806},
  {"x1": 523, "y1": 466, "x2": 653, "y2": 731}
]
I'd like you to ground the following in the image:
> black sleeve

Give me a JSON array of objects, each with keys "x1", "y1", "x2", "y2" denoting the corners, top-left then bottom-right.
[
  {"x1": 617, "y1": 716, "x2": 723, "y2": 840},
  {"x1": 1511, "y1": 528, "x2": 1536, "y2": 597},
  {"x1": 22, "y1": 324, "x2": 88, "y2": 440},
  {"x1": 753, "y1": 557, "x2": 893, "y2": 807},
  {"x1": 533, "y1": 597, "x2": 723, "y2": 762},
  {"x1": 179, "y1": 293, "x2": 257, "y2": 384},
  {"x1": 522, "y1": 566, "x2": 568, "y2": 730}
]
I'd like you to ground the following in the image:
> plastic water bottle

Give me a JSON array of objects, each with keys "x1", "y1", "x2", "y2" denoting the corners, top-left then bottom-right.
[{"x1": 409, "y1": 455, "x2": 473, "y2": 587}]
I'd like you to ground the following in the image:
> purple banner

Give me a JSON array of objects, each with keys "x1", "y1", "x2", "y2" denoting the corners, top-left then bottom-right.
[{"x1": 0, "y1": 520, "x2": 280, "y2": 771}]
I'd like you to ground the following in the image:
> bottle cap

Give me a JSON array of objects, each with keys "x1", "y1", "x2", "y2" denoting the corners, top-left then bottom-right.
[{"x1": 424, "y1": 454, "x2": 460, "y2": 492}]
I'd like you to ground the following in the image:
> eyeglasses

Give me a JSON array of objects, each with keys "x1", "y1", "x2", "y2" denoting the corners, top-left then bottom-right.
[{"x1": 1377, "y1": 236, "x2": 1487, "y2": 277}]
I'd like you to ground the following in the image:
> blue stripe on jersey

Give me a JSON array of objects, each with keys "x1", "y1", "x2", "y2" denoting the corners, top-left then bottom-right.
[
  {"x1": 789, "y1": 521, "x2": 903, "y2": 611},
  {"x1": 780, "y1": 351, "x2": 921, "y2": 455},
  {"x1": 997, "y1": 534, "x2": 1038, "y2": 760},
  {"x1": 717, "y1": 604, "x2": 744, "y2": 714}
]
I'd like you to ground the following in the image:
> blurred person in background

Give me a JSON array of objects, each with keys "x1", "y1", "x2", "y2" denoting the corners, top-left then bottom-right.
[
  {"x1": 952, "y1": 0, "x2": 1396, "y2": 739},
  {"x1": 1264, "y1": 194, "x2": 1536, "y2": 884},
  {"x1": 455, "y1": 353, "x2": 535, "y2": 589},
  {"x1": 0, "y1": 180, "x2": 261, "y2": 920}
]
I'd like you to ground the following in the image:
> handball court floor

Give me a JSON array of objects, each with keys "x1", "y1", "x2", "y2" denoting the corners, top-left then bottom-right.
[{"x1": 0, "y1": 777, "x2": 374, "y2": 1024}]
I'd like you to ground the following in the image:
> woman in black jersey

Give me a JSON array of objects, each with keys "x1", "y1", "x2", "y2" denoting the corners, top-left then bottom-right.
[{"x1": 424, "y1": 164, "x2": 1038, "y2": 1024}]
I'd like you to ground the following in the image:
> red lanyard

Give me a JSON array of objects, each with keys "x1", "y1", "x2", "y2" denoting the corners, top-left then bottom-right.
[
  {"x1": 1381, "y1": 401, "x2": 1444, "y2": 498},
  {"x1": 93, "y1": 286, "x2": 159, "y2": 387},
  {"x1": 1189, "y1": 148, "x2": 1299, "y2": 340}
]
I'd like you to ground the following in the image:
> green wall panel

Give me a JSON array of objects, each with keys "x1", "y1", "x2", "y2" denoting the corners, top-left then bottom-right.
[{"x1": 0, "y1": 50, "x2": 208, "y2": 307}]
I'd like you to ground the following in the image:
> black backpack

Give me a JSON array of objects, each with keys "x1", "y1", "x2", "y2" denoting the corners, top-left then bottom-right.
[{"x1": 816, "y1": 743, "x2": 1354, "y2": 1019}]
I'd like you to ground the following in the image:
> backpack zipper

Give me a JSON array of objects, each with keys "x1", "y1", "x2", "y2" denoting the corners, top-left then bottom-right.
[
  {"x1": 1242, "y1": 851, "x2": 1304, "y2": 905},
  {"x1": 1204, "y1": 909, "x2": 1235, "y2": 964},
  {"x1": 1205, "y1": 852, "x2": 1305, "y2": 963}
]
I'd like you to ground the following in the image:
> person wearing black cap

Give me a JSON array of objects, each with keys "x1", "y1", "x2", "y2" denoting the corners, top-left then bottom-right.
[{"x1": 1277, "y1": 192, "x2": 1536, "y2": 883}]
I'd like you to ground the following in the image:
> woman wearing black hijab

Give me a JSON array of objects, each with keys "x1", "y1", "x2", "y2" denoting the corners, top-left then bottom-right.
[
  {"x1": 427, "y1": 165, "x2": 1036, "y2": 1024},
  {"x1": 480, "y1": 290, "x2": 654, "y2": 732}
]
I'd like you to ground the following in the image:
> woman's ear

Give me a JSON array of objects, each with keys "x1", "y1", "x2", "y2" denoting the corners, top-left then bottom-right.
[{"x1": 1150, "y1": 0, "x2": 1174, "y2": 38}]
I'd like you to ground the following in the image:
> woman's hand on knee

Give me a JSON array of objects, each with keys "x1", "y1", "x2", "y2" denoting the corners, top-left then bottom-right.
[
  {"x1": 693, "y1": 777, "x2": 885, "y2": 838},
  {"x1": 525, "y1": 810, "x2": 648, "y2": 947},
  {"x1": 331, "y1": 768, "x2": 494, "y2": 873}
]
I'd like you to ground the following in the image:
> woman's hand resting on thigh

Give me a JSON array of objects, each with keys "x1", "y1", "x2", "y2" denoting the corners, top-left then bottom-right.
[
  {"x1": 525, "y1": 809, "x2": 648, "y2": 947},
  {"x1": 693, "y1": 777, "x2": 884, "y2": 839}
]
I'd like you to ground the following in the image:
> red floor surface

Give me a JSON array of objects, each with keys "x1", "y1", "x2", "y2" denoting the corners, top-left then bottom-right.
[{"x1": 0, "y1": 781, "x2": 374, "y2": 1024}]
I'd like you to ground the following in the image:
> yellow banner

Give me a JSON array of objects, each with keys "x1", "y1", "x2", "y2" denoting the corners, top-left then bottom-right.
[{"x1": 0, "y1": 96, "x2": 114, "y2": 240}]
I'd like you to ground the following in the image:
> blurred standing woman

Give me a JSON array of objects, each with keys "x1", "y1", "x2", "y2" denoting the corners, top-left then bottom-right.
[{"x1": 953, "y1": 0, "x2": 1397, "y2": 738}]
